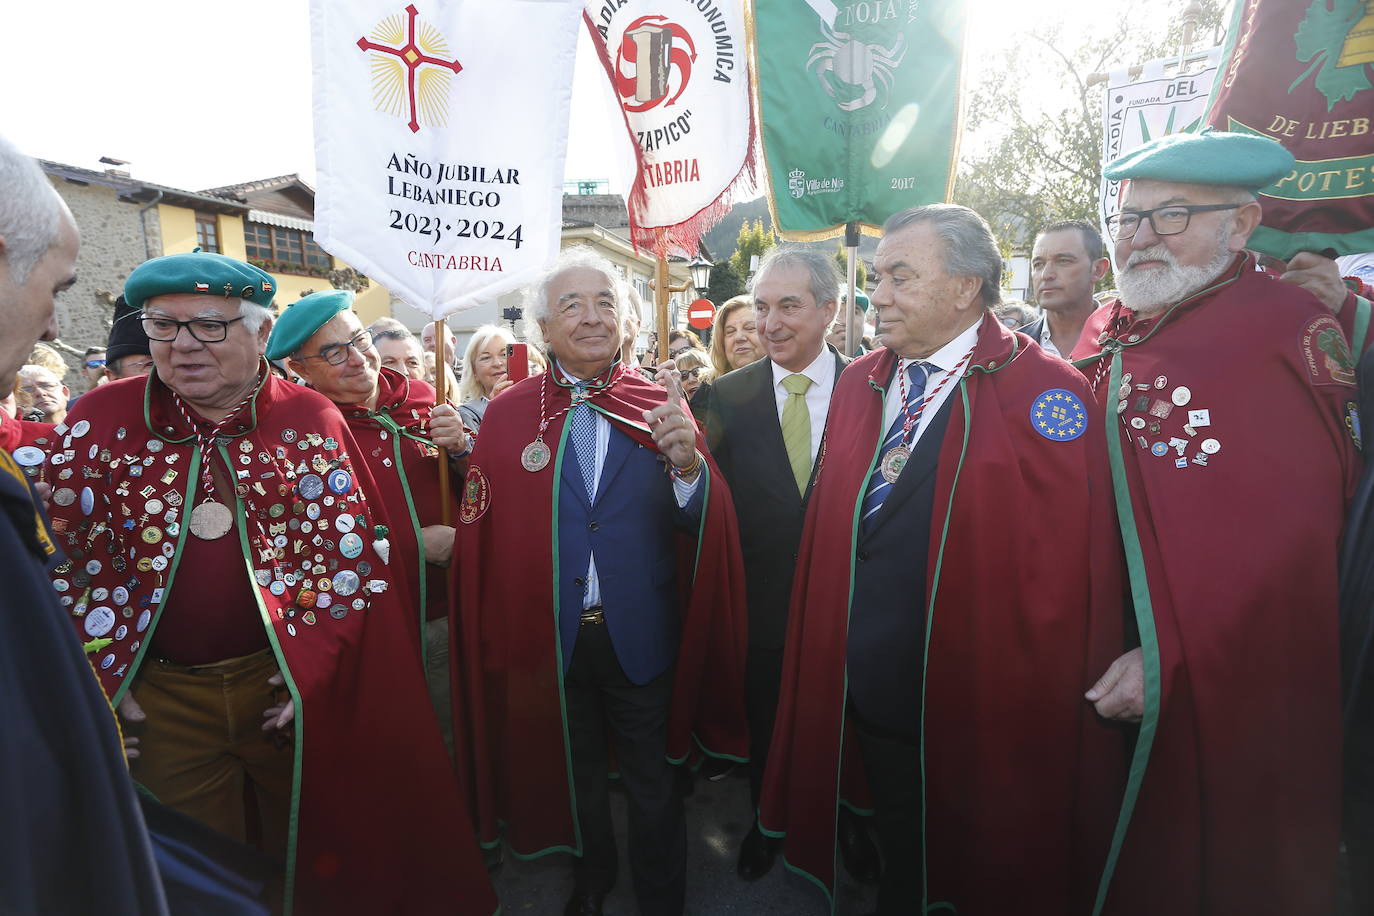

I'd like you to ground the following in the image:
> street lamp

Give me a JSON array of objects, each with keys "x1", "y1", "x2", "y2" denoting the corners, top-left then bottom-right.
[
  {"x1": 650, "y1": 255, "x2": 714, "y2": 359},
  {"x1": 688, "y1": 256, "x2": 713, "y2": 295}
]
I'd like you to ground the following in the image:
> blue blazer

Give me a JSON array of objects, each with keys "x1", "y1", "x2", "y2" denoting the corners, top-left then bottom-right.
[{"x1": 556, "y1": 419, "x2": 704, "y2": 685}]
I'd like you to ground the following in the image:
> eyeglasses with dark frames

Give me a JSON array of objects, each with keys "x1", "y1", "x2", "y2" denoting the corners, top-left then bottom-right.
[
  {"x1": 1106, "y1": 203, "x2": 1242, "y2": 241},
  {"x1": 141, "y1": 315, "x2": 245, "y2": 343},
  {"x1": 299, "y1": 330, "x2": 376, "y2": 367}
]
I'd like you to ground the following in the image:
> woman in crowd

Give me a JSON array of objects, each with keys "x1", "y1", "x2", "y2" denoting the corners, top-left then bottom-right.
[
  {"x1": 457, "y1": 324, "x2": 516, "y2": 434},
  {"x1": 675, "y1": 348, "x2": 714, "y2": 417},
  {"x1": 708, "y1": 295, "x2": 763, "y2": 379}
]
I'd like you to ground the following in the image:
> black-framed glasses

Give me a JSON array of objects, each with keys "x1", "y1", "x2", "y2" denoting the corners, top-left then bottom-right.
[
  {"x1": 300, "y1": 330, "x2": 375, "y2": 366},
  {"x1": 141, "y1": 315, "x2": 245, "y2": 343},
  {"x1": 1106, "y1": 204, "x2": 1241, "y2": 241}
]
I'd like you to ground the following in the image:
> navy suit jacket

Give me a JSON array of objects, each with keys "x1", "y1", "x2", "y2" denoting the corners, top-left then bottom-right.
[{"x1": 556, "y1": 418, "x2": 704, "y2": 685}]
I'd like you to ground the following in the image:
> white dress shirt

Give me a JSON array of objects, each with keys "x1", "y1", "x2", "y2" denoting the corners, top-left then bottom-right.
[
  {"x1": 881, "y1": 320, "x2": 981, "y2": 447},
  {"x1": 557, "y1": 362, "x2": 700, "y2": 609},
  {"x1": 769, "y1": 345, "x2": 836, "y2": 464},
  {"x1": 1037, "y1": 318, "x2": 1062, "y2": 358}
]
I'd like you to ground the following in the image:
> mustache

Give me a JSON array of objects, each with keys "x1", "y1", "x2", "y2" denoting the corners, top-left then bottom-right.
[{"x1": 1124, "y1": 245, "x2": 1178, "y2": 270}]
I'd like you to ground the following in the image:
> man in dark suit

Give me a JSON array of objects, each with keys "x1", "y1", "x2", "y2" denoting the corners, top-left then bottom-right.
[
  {"x1": 702, "y1": 246, "x2": 877, "y2": 883},
  {"x1": 759, "y1": 205, "x2": 1123, "y2": 915}
]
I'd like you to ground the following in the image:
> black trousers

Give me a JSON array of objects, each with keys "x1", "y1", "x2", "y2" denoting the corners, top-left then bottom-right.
[
  {"x1": 852, "y1": 710, "x2": 923, "y2": 916},
  {"x1": 1348, "y1": 731, "x2": 1374, "y2": 915},
  {"x1": 745, "y1": 645, "x2": 785, "y2": 808},
  {"x1": 564, "y1": 621, "x2": 686, "y2": 916}
]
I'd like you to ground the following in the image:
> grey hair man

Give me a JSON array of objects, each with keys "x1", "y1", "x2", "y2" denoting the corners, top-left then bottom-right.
[
  {"x1": 370, "y1": 318, "x2": 426, "y2": 380},
  {"x1": 17, "y1": 363, "x2": 69, "y2": 424},
  {"x1": 701, "y1": 242, "x2": 878, "y2": 883},
  {"x1": 0, "y1": 132, "x2": 168, "y2": 914}
]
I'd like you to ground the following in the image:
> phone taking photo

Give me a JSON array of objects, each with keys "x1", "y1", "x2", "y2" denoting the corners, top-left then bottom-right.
[{"x1": 506, "y1": 343, "x2": 530, "y2": 383}]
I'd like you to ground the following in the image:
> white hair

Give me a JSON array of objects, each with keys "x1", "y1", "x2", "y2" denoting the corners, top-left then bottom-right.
[
  {"x1": 18, "y1": 363, "x2": 61, "y2": 386},
  {"x1": 521, "y1": 246, "x2": 630, "y2": 354},
  {"x1": 0, "y1": 134, "x2": 64, "y2": 285},
  {"x1": 458, "y1": 323, "x2": 515, "y2": 403},
  {"x1": 1117, "y1": 214, "x2": 1238, "y2": 315}
]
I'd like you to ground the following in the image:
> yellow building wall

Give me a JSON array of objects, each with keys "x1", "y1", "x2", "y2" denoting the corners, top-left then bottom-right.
[
  {"x1": 157, "y1": 205, "x2": 393, "y2": 322},
  {"x1": 156, "y1": 205, "x2": 198, "y2": 256}
]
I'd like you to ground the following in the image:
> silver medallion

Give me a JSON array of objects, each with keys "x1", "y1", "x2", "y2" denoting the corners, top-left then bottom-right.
[
  {"x1": 521, "y1": 440, "x2": 551, "y2": 472},
  {"x1": 189, "y1": 500, "x2": 233, "y2": 540},
  {"x1": 879, "y1": 445, "x2": 911, "y2": 484}
]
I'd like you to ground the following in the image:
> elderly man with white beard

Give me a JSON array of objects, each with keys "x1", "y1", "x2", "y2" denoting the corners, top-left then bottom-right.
[{"x1": 1071, "y1": 130, "x2": 1362, "y2": 916}]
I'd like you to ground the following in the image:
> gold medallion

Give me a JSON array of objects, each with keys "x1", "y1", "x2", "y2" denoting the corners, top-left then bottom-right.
[
  {"x1": 879, "y1": 445, "x2": 911, "y2": 484},
  {"x1": 521, "y1": 440, "x2": 551, "y2": 472},
  {"x1": 189, "y1": 500, "x2": 233, "y2": 540}
]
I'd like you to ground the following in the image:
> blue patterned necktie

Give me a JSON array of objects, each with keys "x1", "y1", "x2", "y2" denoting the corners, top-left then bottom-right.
[
  {"x1": 861, "y1": 361, "x2": 931, "y2": 530},
  {"x1": 569, "y1": 382, "x2": 598, "y2": 501}
]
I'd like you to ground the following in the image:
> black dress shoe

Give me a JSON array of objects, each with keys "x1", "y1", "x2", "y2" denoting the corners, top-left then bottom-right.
[
  {"x1": 564, "y1": 890, "x2": 606, "y2": 916},
  {"x1": 838, "y1": 811, "x2": 881, "y2": 883},
  {"x1": 736, "y1": 824, "x2": 780, "y2": 880}
]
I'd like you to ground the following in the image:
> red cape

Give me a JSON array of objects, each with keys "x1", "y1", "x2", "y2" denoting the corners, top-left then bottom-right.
[
  {"x1": 0, "y1": 409, "x2": 56, "y2": 455},
  {"x1": 452, "y1": 365, "x2": 748, "y2": 855},
  {"x1": 46, "y1": 371, "x2": 495, "y2": 916},
  {"x1": 760, "y1": 315, "x2": 1125, "y2": 913},
  {"x1": 1072, "y1": 257, "x2": 1359, "y2": 915},
  {"x1": 339, "y1": 368, "x2": 457, "y2": 636}
]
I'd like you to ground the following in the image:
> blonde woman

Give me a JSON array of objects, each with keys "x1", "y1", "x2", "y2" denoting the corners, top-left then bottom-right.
[
  {"x1": 708, "y1": 295, "x2": 763, "y2": 379},
  {"x1": 456, "y1": 324, "x2": 516, "y2": 433}
]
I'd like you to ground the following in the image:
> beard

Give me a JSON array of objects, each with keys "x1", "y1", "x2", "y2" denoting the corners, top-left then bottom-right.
[{"x1": 1117, "y1": 221, "x2": 1237, "y2": 316}]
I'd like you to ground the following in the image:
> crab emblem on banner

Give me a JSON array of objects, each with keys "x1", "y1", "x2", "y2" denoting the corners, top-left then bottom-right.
[
  {"x1": 807, "y1": 21, "x2": 907, "y2": 112},
  {"x1": 311, "y1": 0, "x2": 584, "y2": 319},
  {"x1": 585, "y1": 0, "x2": 756, "y2": 254}
]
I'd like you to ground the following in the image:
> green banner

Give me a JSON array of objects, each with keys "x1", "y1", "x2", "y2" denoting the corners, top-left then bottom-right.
[{"x1": 749, "y1": 0, "x2": 968, "y2": 240}]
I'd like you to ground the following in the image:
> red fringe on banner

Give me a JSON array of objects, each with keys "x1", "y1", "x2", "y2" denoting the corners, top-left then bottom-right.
[{"x1": 581, "y1": 10, "x2": 758, "y2": 259}]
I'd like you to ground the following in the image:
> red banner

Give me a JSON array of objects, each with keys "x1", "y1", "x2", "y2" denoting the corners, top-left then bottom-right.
[{"x1": 1206, "y1": 0, "x2": 1374, "y2": 258}]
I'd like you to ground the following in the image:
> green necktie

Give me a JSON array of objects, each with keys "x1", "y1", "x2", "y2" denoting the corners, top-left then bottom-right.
[{"x1": 780, "y1": 373, "x2": 814, "y2": 495}]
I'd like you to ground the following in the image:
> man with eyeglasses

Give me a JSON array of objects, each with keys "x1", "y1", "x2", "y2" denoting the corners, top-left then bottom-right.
[
  {"x1": 45, "y1": 251, "x2": 496, "y2": 915},
  {"x1": 1071, "y1": 130, "x2": 1362, "y2": 915},
  {"x1": 266, "y1": 290, "x2": 471, "y2": 760},
  {"x1": 17, "y1": 363, "x2": 69, "y2": 424}
]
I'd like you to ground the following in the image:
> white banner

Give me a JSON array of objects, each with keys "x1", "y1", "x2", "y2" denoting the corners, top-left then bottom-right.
[
  {"x1": 311, "y1": 0, "x2": 583, "y2": 319},
  {"x1": 584, "y1": 0, "x2": 754, "y2": 253},
  {"x1": 1100, "y1": 48, "x2": 1222, "y2": 252}
]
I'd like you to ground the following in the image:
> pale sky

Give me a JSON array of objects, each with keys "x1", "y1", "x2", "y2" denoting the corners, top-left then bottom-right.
[{"x1": 0, "y1": 0, "x2": 1204, "y2": 198}]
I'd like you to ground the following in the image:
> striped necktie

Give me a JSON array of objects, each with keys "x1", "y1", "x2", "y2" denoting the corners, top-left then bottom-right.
[{"x1": 861, "y1": 361, "x2": 930, "y2": 530}]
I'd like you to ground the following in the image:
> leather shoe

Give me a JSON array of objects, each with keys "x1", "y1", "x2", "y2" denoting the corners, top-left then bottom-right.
[
  {"x1": 838, "y1": 811, "x2": 881, "y2": 883},
  {"x1": 563, "y1": 890, "x2": 605, "y2": 916},
  {"x1": 736, "y1": 824, "x2": 779, "y2": 880}
]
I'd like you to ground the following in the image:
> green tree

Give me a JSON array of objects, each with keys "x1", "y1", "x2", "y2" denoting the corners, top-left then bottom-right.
[
  {"x1": 951, "y1": 0, "x2": 1226, "y2": 259},
  {"x1": 835, "y1": 241, "x2": 867, "y2": 291},
  {"x1": 727, "y1": 219, "x2": 777, "y2": 283},
  {"x1": 705, "y1": 257, "x2": 745, "y2": 304}
]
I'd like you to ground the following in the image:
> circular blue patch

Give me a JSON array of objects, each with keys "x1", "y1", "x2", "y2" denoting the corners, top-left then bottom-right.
[
  {"x1": 327, "y1": 469, "x2": 352, "y2": 495},
  {"x1": 1030, "y1": 389, "x2": 1089, "y2": 442}
]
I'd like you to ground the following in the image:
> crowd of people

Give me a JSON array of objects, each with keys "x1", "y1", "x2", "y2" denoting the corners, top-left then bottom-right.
[{"x1": 4, "y1": 123, "x2": 1374, "y2": 916}]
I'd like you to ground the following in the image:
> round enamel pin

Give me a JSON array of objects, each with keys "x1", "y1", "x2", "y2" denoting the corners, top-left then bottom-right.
[{"x1": 1030, "y1": 389, "x2": 1088, "y2": 442}]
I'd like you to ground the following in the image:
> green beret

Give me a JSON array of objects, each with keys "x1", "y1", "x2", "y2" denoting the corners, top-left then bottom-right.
[
  {"x1": 1103, "y1": 129, "x2": 1295, "y2": 191},
  {"x1": 265, "y1": 289, "x2": 354, "y2": 360},
  {"x1": 844, "y1": 291, "x2": 871, "y2": 312},
  {"x1": 125, "y1": 251, "x2": 278, "y2": 312}
]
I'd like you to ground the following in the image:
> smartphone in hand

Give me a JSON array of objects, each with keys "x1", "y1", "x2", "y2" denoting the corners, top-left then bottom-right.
[{"x1": 506, "y1": 343, "x2": 530, "y2": 382}]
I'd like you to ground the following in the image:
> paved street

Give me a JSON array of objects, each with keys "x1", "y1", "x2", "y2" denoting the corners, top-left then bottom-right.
[{"x1": 493, "y1": 765, "x2": 877, "y2": 915}]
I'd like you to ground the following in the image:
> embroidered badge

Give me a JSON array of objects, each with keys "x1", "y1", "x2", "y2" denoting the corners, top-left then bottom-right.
[
  {"x1": 1347, "y1": 400, "x2": 1362, "y2": 451},
  {"x1": 1301, "y1": 316, "x2": 1356, "y2": 387},
  {"x1": 1031, "y1": 389, "x2": 1088, "y2": 442},
  {"x1": 459, "y1": 465, "x2": 491, "y2": 524}
]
